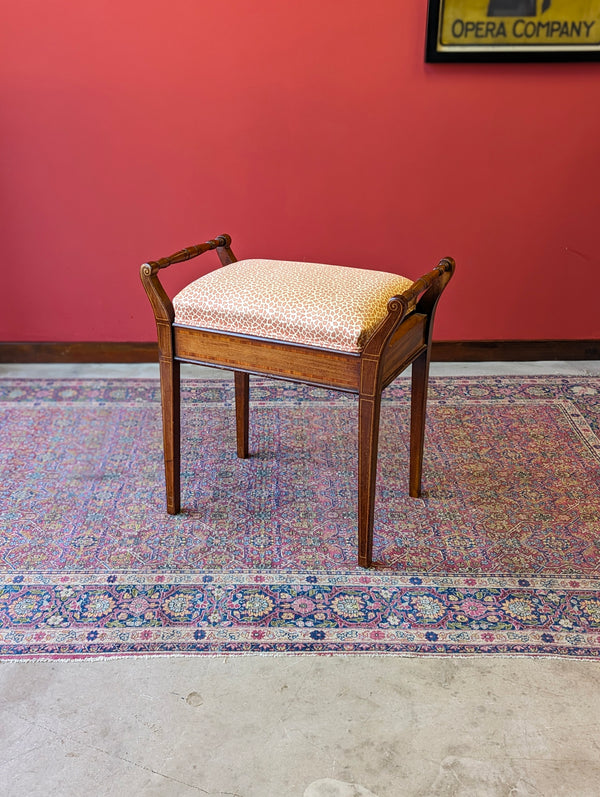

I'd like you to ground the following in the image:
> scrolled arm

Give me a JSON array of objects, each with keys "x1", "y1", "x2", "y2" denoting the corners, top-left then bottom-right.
[
  {"x1": 384, "y1": 256, "x2": 455, "y2": 323},
  {"x1": 362, "y1": 257, "x2": 455, "y2": 357},
  {"x1": 398, "y1": 257, "x2": 455, "y2": 310},
  {"x1": 140, "y1": 233, "x2": 237, "y2": 326}
]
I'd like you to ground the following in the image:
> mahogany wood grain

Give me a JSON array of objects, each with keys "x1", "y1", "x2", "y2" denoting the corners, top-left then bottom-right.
[
  {"x1": 358, "y1": 393, "x2": 380, "y2": 567},
  {"x1": 174, "y1": 326, "x2": 361, "y2": 391},
  {"x1": 235, "y1": 371, "x2": 249, "y2": 459},
  {"x1": 160, "y1": 357, "x2": 180, "y2": 514},
  {"x1": 409, "y1": 350, "x2": 430, "y2": 498},
  {"x1": 380, "y1": 313, "x2": 428, "y2": 389}
]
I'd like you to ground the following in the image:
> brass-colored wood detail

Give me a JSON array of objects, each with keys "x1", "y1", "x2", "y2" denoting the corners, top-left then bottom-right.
[{"x1": 141, "y1": 234, "x2": 455, "y2": 567}]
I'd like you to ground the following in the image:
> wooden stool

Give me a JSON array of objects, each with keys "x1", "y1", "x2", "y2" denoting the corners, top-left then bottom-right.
[{"x1": 141, "y1": 235, "x2": 454, "y2": 567}]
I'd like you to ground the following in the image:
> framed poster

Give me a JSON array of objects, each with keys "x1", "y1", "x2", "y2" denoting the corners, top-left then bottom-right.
[{"x1": 426, "y1": 1, "x2": 600, "y2": 61}]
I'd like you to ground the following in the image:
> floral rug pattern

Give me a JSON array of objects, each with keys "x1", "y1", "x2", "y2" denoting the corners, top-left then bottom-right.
[{"x1": 0, "y1": 376, "x2": 599, "y2": 658}]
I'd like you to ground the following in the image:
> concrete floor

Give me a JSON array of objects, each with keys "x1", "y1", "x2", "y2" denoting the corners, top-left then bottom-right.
[{"x1": 1, "y1": 362, "x2": 599, "y2": 797}]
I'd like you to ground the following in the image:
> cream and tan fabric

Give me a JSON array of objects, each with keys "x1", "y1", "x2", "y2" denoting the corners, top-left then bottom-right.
[{"x1": 173, "y1": 259, "x2": 414, "y2": 353}]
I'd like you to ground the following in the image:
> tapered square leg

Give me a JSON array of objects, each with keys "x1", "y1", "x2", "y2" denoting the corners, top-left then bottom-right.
[
  {"x1": 159, "y1": 356, "x2": 181, "y2": 514},
  {"x1": 358, "y1": 393, "x2": 381, "y2": 568},
  {"x1": 235, "y1": 371, "x2": 249, "y2": 459},
  {"x1": 409, "y1": 349, "x2": 431, "y2": 498}
]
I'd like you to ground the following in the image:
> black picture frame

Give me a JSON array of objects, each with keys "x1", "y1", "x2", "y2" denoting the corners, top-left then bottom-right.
[{"x1": 426, "y1": 0, "x2": 600, "y2": 62}]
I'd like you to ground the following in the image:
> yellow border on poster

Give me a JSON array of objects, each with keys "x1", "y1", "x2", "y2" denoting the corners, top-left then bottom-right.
[{"x1": 437, "y1": 0, "x2": 600, "y2": 51}]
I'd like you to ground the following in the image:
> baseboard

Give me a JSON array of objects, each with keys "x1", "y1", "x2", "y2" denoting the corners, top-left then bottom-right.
[
  {"x1": 0, "y1": 340, "x2": 599, "y2": 364},
  {"x1": 432, "y1": 340, "x2": 600, "y2": 362},
  {"x1": 0, "y1": 342, "x2": 158, "y2": 363}
]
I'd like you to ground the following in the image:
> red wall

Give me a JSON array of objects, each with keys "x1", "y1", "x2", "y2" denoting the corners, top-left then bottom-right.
[{"x1": 2, "y1": 1, "x2": 599, "y2": 343}]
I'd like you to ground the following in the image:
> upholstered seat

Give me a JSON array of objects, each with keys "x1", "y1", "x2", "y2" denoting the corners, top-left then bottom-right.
[
  {"x1": 141, "y1": 234, "x2": 454, "y2": 567},
  {"x1": 173, "y1": 259, "x2": 414, "y2": 352}
]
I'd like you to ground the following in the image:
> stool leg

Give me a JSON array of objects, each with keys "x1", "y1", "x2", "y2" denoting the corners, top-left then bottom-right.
[
  {"x1": 235, "y1": 371, "x2": 249, "y2": 459},
  {"x1": 159, "y1": 356, "x2": 180, "y2": 514},
  {"x1": 409, "y1": 349, "x2": 431, "y2": 498},
  {"x1": 358, "y1": 392, "x2": 381, "y2": 568}
]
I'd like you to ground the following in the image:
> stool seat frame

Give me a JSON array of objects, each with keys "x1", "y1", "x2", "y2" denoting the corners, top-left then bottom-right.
[{"x1": 141, "y1": 234, "x2": 454, "y2": 567}]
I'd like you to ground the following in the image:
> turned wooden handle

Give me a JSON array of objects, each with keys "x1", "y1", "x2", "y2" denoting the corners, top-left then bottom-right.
[
  {"x1": 396, "y1": 257, "x2": 455, "y2": 309},
  {"x1": 141, "y1": 234, "x2": 232, "y2": 276}
]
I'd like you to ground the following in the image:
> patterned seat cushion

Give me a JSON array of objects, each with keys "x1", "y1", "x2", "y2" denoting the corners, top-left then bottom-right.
[{"x1": 173, "y1": 259, "x2": 414, "y2": 353}]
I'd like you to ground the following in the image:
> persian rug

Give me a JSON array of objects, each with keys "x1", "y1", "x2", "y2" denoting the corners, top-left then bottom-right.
[{"x1": 0, "y1": 375, "x2": 599, "y2": 659}]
